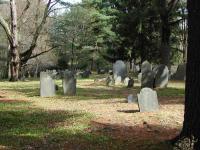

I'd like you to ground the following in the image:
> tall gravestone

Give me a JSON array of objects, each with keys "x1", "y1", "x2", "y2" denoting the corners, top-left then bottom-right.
[
  {"x1": 154, "y1": 65, "x2": 169, "y2": 88},
  {"x1": 141, "y1": 61, "x2": 152, "y2": 74},
  {"x1": 141, "y1": 71, "x2": 155, "y2": 88},
  {"x1": 137, "y1": 88, "x2": 159, "y2": 112},
  {"x1": 63, "y1": 71, "x2": 76, "y2": 96},
  {"x1": 113, "y1": 60, "x2": 127, "y2": 84},
  {"x1": 40, "y1": 72, "x2": 56, "y2": 97}
]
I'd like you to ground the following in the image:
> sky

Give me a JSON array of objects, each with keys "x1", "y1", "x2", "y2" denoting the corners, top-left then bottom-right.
[{"x1": 63, "y1": 0, "x2": 82, "y2": 4}]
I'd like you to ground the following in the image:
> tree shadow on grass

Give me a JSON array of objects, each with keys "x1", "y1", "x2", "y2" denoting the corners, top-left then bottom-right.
[
  {"x1": 0, "y1": 100, "x2": 93, "y2": 150},
  {"x1": 0, "y1": 100, "x2": 182, "y2": 150},
  {"x1": 88, "y1": 121, "x2": 181, "y2": 150}
]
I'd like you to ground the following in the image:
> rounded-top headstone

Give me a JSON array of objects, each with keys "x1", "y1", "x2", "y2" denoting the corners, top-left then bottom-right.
[
  {"x1": 141, "y1": 61, "x2": 152, "y2": 74},
  {"x1": 137, "y1": 88, "x2": 159, "y2": 112},
  {"x1": 113, "y1": 60, "x2": 127, "y2": 84}
]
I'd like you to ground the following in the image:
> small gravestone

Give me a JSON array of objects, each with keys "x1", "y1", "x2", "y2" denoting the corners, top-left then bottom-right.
[
  {"x1": 127, "y1": 94, "x2": 137, "y2": 103},
  {"x1": 124, "y1": 77, "x2": 134, "y2": 88},
  {"x1": 40, "y1": 72, "x2": 56, "y2": 97},
  {"x1": 141, "y1": 71, "x2": 155, "y2": 88},
  {"x1": 170, "y1": 65, "x2": 178, "y2": 76},
  {"x1": 106, "y1": 76, "x2": 114, "y2": 86},
  {"x1": 138, "y1": 73, "x2": 142, "y2": 82},
  {"x1": 141, "y1": 61, "x2": 152, "y2": 74},
  {"x1": 171, "y1": 64, "x2": 186, "y2": 80},
  {"x1": 128, "y1": 78, "x2": 134, "y2": 88},
  {"x1": 80, "y1": 70, "x2": 91, "y2": 78},
  {"x1": 154, "y1": 65, "x2": 169, "y2": 88},
  {"x1": 137, "y1": 88, "x2": 159, "y2": 112},
  {"x1": 113, "y1": 60, "x2": 127, "y2": 84},
  {"x1": 124, "y1": 77, "x2": 130, "y2": 86},
  {"x1": 63, "y1": 71, "x2": 76, "y2": 96},
  {"x1": 115, "y1": 76, "x2": 122, "y2": 85}
]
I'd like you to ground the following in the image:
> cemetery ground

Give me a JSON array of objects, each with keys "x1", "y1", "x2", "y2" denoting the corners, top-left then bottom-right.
[{"x1": 0, "y1": 75, "x2": 185, "y2": 150}]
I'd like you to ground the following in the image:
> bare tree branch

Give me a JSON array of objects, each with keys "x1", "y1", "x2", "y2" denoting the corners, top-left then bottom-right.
[
  {"x1": 28, "y1": 46, "x2": 58, "y2": 60},
  {"x1": 20, "y1": 0, "x2": 52, "y2": 64},
  {"x1": 0, "y1": 14, "x2": 12, "y2": 45},
  {"x1": 17, "y1": 0, "x2": 30, "y2": 22}
]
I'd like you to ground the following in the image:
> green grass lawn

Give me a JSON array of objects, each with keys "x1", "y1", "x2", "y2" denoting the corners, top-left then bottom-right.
[
  {"x1": 0, "y1": 78, "x2": 184, "y2": 150},
  {"x1": 0, "y1": 80, "x2": 133, "y2": 150}
]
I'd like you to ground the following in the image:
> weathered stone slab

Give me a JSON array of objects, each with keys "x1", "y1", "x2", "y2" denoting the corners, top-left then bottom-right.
[
  {"x1": 154, "y1": 65, "x2": 169, "y2": 88},
  {"x1": 137, "y1": 88, "x2": 159, "y2": 112},
  {"x1": 141, "y1": 71, "x2": 155, "y2": 88},
  {"x1": 171, "y1": 64, "x2": 186, "y2": 80},
  {"x1": 127, "y1": 94, "x2": 137, "y2": 103},
  {"x1": 138, "y1": 73, "x2": 142, "y2": 82},
  {"x1": 40, "y1": 72, "x2": 56, "y2": 97},
  {"x1": 63, "y1": 71, "x2": 76, "y2": 96},
  {"x1": 141, "y1": 61, "x2": 152, "y2": 74},
  {"x1": 124, "y1": 77, "x2": 134, "y2": 88},
  {"x1": 113, "y1": 60, "x2": 127, "y2": 84}
]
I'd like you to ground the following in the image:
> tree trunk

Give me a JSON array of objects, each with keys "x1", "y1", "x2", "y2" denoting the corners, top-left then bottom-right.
[
  {"x1": 160, "y1": 14, "x2": 171, "y2": 66},
  {"x1": 10, "y1": 0, "x2": 20, "y2": 81},
  {"x1": 173, "y1": 1, "x2": 200, "y2": 149}
]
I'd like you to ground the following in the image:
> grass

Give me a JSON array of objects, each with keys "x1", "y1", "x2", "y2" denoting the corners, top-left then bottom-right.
[
  {"x1": 0, "y1": 99, "x2": 122, "y2": 150},
  {"x1": 0, "y1": 77, "x2": 185, "y2": 150}
]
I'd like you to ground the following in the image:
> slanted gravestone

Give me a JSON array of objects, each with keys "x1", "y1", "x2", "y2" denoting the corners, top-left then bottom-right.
[
  {"x1": 141, "y1": 61, "x2": 152, "y2": 74},
  {"x1": 141, "y1": 71, "x2": 155, "y2": 88},
  {"x1": 40, "y1": 72, "x2": 56, "y2": 97},
  {"x1": 127, "y1": 94, "x2": 137, "y2": 103},
  {"x1": 171, "y1": 64, "x2": 186, "y2": 80},
  {"x1": 63, "y1": 71, "x2": 76, "y2": 96},
  {"x1": 137, "y1": 88, "x2": 159, "y2": 112},
  {"x1": 154, "y1": 65, "x2": 169, "y2": 88},
  {"x1": 113, "y1": 60, "x2": 127, "y2": 84}
]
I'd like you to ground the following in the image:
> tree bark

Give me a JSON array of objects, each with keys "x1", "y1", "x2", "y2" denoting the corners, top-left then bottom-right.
[
  {"x1": 160, "y1": 14, "x2": 171, "y2": 66},
  {"x1": 10, "y1": 0, "x2": 20, "y2": 81},
  {"x1": 173, "y1": 0, "x2": 200, "y2": 149}
]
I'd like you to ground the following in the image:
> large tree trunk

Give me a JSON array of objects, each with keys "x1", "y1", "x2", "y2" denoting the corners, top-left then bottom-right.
[
  {"x1": 173, "y1": 0, "x2": 200, "y2": 149},
  {"x1": 160, "y1": 14, "x2": 171, "y2": 66},
  {"x1": 10, "y1": 0, "x2": 20, "y2": 81}
]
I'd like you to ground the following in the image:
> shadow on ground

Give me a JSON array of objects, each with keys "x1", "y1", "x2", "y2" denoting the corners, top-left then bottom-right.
[{"x1": 0, "y1": 99, "x2": 181, "y2": 150}]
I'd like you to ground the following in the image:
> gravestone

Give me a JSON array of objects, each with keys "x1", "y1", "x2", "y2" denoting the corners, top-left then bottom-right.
[
  {"x1": 63, "y1": 71, "x2": 76, "y2": 96},
  {"x1": 137, "y1": 88, "x2": 159, "y2": 112},
  {"x1": 141, "y1": 71, "x2": 155, "y2": 88},
  {"x1": 40, "y1": 72, "x2": 56, "y2": 97},
  {"x1": 141, "y1": 61, "x2": 152, "y2": 74},
  {"x1": 127, "y1": 94, "x2": 137, "y2": 103},
  {"x1": 106, "y1": 75, "x2": 114, "y2": 86},
  {"x1": 154, "y1": 65, "x2": 169, "y2": 88},
  {"x1": 171, "y1": 64, "x2": 186, "y2": 80},
  {"x1": 113, "y1": 60, "x2": 127, "y2": 84},
  {"x1": 138, "y1": 73, "x2": 142, "y2": 82},
  {"x1": 170, "y1": 65, "x2": 178, "y2": 76},
  {"x1": 124, "y1": 77, "x2": 134, "y2": 88},
  {"x1": 115, "y1": 76, "x2": 122, "y2": 85},
  {"x1": 80, "y1": 70, "x2": 91, "y2": 78}
]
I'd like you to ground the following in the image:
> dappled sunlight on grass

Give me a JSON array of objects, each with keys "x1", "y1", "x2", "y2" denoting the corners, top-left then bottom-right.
[{"x1": 0, "y1": 77, "x2": 185, "y2": 149}]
